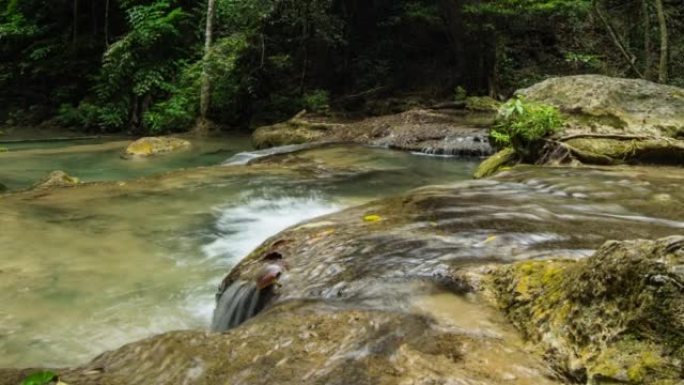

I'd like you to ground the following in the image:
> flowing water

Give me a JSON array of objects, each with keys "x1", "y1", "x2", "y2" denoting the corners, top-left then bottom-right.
[
  {"x1": 0, "y1": 141, "x2": 477, "y2": 368},
  {"x1": 0, "y1": 136, "x2": 252, "y2": 190}
]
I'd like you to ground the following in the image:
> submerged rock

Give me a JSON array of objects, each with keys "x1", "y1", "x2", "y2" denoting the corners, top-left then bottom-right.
[
  {"x1": 32, "y1": 170, "x2": 81, "y2": 189},
  {"x1": 485, "y1": 236, "x2": 684, "y2": 384},
  {"x1": 253, "y1": 108, "x2": 495, "y2": 157},
  {"x1": 123, "y1": 136, "x2": 191, "y2": 158},
  {"x1": 517, "y1": 75, "x2": 684, "y2": 138}
]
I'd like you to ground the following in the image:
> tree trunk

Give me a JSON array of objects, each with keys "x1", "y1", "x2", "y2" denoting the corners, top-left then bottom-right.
[
  {"x1": 200, "y1": 0, "x2": 217, "y2": 121},
  {"x1": 104, "y1": 0, "x2": 109, "y2": 47},
  {"x1": 72, "y1": 0, "x2": 79, "y2": 46},
  {"x1": 642, "y1": 0, "x2": 652, "y2": 79},
  {"x1": 593, "y1": 0, "x2": 644, "y2": 78},
  {"x1": 654, "y1": 0, "x2": 668, "y2": 83}
]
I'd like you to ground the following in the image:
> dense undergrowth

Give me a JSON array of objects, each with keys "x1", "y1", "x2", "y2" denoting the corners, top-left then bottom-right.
[{"x1": 1, "y1": 0, "x2": 682, "y2": 134}]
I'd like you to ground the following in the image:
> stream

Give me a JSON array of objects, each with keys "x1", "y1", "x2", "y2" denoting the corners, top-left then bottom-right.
[
  {"x1": 0, "y1": 138, "x2": 477, "y2": 368},
  {"x1": 1, "y1": 136, "x2": 682, "y2": 379}
]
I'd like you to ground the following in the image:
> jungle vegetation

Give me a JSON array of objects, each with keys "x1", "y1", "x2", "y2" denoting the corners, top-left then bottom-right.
[{"x1": 1, "y1": 0, "x2": 682, "y2": 134}]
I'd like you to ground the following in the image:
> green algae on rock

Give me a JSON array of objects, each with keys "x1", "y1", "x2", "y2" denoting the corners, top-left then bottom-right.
[
  {"x1": 465, "y1": 96, "x2": 501, "y2": 112},
  {"x1": 557, "y1": 137, "x2": 684, "y2": 166},
  {"x1": 32, "y1": 170, "x2": 81, "y2": 189},
  {"x1": 487, "y1": 236, "x2": 684, "y2": 384},
  {"x1": 123, "y1": 136, "x2": 191, "y2": 158},
  {"x1": 473, "y1": 147, "x2": 518, "y2": 179}
]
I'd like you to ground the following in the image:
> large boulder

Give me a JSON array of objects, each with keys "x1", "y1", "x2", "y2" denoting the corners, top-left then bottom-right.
[
  {"x1": 123, "y1": 136, "x2": 191, "y2": 158},
  {"x1": 486, "y1": 236, "x2": 684, "y2": 384},
  {"x1": 517, "y1": 75, "x2": 684, "y2": 138}
]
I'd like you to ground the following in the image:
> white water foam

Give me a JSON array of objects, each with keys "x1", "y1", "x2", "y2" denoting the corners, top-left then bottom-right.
[{"x1": 202, "y1": 194, "x2": 341, "y2": 265}]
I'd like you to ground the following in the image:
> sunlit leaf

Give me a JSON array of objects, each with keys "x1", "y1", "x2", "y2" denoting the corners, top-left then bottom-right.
[
  {"x1": 21, "y1": 371, "x2": 57, "y2": 385},
  {"x1": 363, "y1": 214, "x2": 383, "y2": 223}
]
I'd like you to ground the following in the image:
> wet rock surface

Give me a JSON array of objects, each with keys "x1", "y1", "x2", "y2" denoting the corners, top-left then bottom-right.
[
  {"x1": 224, "y1": 166, "x2": 682, "y2": 305},
  {"x1": 253, "y1": 109, "x2": 495, "y2": 157},
  {"x1": 0, "y1": 301, "x2": 560, "y2": 385}
]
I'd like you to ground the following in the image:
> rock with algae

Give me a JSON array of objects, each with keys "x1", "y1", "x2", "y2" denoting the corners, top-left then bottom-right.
[
  {"x1": 487, "y1": 236, "x2": 684, "y2": 384},
  {"x1": 32, "y1": 171, "x2": 81, "y2": 189},
  {"x1": 123, "y1": 136, "x2": 191, "y2": 158},
  {"x1": 473, "y1": 147, "x2": 518, "y2": 178},
  {"x1": 559, "y1": 137, "x2": 684, "y2": 166}
]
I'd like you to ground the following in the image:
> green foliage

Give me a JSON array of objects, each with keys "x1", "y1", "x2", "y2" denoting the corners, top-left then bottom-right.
[
  {"x1": 21, "y1": 371, "x2": 57, "y2": 385},
  {"x1": 302, "y1": 90, "x2": 330, "y2": 113},
  {"x1": 491, "y1": 98, "x2": 563, "y2": 151},
  {"x1": 464, "y1": 0, "x2": 590, "y2": 17},
  {"x1": 454, "y1": 86, "x2": 467, "y2": 102},
  {"x1": 465, "y1": 96, "x2": 501, "y2": 112},
  {"x1": 564, "y1": 52, "x2": 602, "y2": 72},
  {"x1": 2, "y1": 0, "x2": 681, "y2": 132}
]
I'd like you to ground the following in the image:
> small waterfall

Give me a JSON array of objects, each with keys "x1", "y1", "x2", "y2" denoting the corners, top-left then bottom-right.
[
  {"x1": 211, "y1": 281, "x2": 267, "y2": 331},
  {"x1": 222, "y1": 143, "x2": 324, "y2": 165},
  {"x1": 416, "y1": 135, "x2": 494, "y2": 157}
]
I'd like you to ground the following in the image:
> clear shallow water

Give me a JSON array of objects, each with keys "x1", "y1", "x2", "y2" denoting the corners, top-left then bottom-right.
[
  {"x1": 0, "y1": 143, "x2": 477, "y2": 368},
  {"x1": 0, "y1": 136, "x2": 252, "y2": 190}
]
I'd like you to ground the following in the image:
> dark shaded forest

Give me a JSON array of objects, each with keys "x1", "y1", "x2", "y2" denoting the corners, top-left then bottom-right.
[{"x1": 1, "y1": 0, "x2": 682, "y2": 134}]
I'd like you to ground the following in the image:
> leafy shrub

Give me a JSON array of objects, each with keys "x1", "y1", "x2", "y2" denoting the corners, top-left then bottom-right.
[
  {"x1": 302, "y1": 90, "x2": 330, "y2": 113},
  {"x1": 454, "y1": 86, "x2": 467, "y2": 102},
  {"x1": 491, "y1": 98, "x2": 563, "y2": 152}
]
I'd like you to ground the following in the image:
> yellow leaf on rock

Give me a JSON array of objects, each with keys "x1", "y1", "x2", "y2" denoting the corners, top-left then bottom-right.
[
  {"x1": 363, "y1": 214, "x2": 383, "y2": 223},
  {"x1": 484, "y1": 235, "x2": 497, "y2": 243}
]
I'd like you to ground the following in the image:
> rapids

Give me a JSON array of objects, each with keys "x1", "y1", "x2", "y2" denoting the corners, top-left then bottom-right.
[{"x1": 0, "y1": 139, "x2": 476, "y2": 367}]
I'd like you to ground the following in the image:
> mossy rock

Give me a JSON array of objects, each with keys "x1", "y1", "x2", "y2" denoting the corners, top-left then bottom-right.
[
  {"x1": 123, "y1": 136, "x2": 191, "y2": 158},
  {"x1": 473, "y1": 147, "x2": 518, "y2": 179},
  {"x1": 465, "y1": 96, "x2": 501, "y2": 112},
  {"x1": 487, "y1": 236, "x2": 684, "y2": 384},
  {"x1": 32, "y1": 170, "x2": 81, "y2": 189},
  {"x1": 252, "y1": 120, "x2": 328, "y2": 149},
  {"x1": 562, "y1": 137, "x2": 684, "y2": 165},
  {"x1": 0, "y1": 182, "x2": 6, "y2": 193}
]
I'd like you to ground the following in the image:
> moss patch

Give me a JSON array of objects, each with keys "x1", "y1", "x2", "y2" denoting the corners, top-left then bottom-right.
[
  {"x1": 473, "y1": 147, "x2": 519, "y2": 179},
  {"x1": 465, "y1": 96, "x2": 501, "y2": 112},
  {"x1": 487, "y1": 237, "x2": 684, "y2": 384}
]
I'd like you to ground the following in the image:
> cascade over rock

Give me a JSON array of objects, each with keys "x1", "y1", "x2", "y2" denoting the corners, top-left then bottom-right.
[{"x1": 253, "y1": 108, "x2": 495, "y2": 157}]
